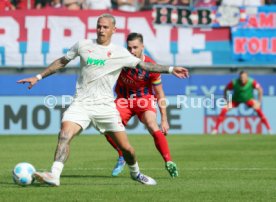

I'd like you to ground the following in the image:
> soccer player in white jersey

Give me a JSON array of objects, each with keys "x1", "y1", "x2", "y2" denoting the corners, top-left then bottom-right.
[{"x1": 17, "y1": 13, "x2": 189, "y2": 186}]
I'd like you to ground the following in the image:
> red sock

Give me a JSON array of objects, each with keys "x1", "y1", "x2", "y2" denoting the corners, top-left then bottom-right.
[
  {"x1": 105, "y1": 135, "x2": 123, "y2": 157},
  {"x1": 255, "y1": 109, "x2": 271, "y2": 130},
  {"x1": 215, "y1": 108, "x2": 228, "y2": 130},
  {"x1": 151, "y1": 130, "x2": 172, "y2": 162}
]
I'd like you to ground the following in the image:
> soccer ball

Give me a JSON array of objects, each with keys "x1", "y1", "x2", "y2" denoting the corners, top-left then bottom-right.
[{"x1": 12, "y1": 162, "x2": 36, "y2": 186}]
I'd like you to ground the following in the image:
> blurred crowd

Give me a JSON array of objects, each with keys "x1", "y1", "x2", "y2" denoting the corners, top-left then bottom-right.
[{"x1": 1, "y1": 0, "x2": 276, "y2": 11}]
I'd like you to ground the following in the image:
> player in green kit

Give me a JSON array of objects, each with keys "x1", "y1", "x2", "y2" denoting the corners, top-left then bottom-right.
[{"x1": 212, "y1": 71, "x2": 272, "y2": 134}]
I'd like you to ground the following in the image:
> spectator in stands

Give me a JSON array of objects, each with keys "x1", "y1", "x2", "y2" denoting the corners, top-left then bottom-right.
[
  {"x1": 82, "y1": 0, "x2": 112, "y2": 10},
  {"x1": 112, "y1": 0, "x2": 142, "y2": 12},
  {"x1": 195, "y1": 0, "x2": 217, "y2": 7},
  {"x1": 142, "y1": 0, "x2": 188, "y2": 10},
  {"x1": 0, "y1": 0, "x2": 16, "y2": 10},
  {"x1": 141, "y1": 0, "x2": 156, "y2": 10},
  {"x1": 177, "y1": 0, "x2": 190, "y2": 6},
  {"x1": 35, "y1": 0, "x2": 62, "y2": 9},
  {"x1": 266, "y1": 0, "x2": 276, "y2": 4},
  {"x1": 154, "y1": 0, "x2": 177, "y2": 4},
  {"x1": 154, "y1": 0, "x2": 190, "y2": 6},
  {"x1": 64, "y1": 0, "x2": 81, "y2": 10},
  {"x1": 50, "y1": 0, "x2": 62, "y2": 8},
  {"x1": 12, "y1": 0, "x2": 35, "y2": 9},
  {"x1": 221, "y1": 0, "x2": 265, "y2": 6}
]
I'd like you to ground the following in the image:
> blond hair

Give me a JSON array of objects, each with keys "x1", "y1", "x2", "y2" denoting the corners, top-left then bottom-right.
[{"x1": 97, "y1": 13, "x2": 116, "y2": 26}]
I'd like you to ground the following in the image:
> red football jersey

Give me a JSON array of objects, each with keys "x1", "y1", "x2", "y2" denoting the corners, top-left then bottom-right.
[{"x1": 115, "y1": 55, "x2": 161, "y2": 98}]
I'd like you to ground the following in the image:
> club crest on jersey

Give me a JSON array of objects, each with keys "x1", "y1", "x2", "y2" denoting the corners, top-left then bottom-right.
[
  {"x1": 138, "y1": 71, "x2": 146, "y2": 80},
  {"x1": 107, "y1": 51, "x2": 112, "y2": 58},
  {"x1": 138, "y1": 74, "x2": 145, "y2": 80}
]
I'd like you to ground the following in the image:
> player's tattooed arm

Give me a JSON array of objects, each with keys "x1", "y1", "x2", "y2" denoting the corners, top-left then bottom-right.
[
  {"x1": 40, "y1": 56, "x2": 70, "y2": 78},
  {"x1": 137, "y1": 61, "x2": 189, "y2": 78},
  {"x1": 17, "y1": 56, "x2": 70, "y2": 89},
  {"x1": 138, "y1": 61, "x2": 170, "y2": 73}
]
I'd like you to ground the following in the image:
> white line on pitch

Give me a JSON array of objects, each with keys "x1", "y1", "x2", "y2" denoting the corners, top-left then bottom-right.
[
  {"x1": 53, "y1": 167, "x2": 276, "y2": 171},
  {"x1": 2, "y1": 167, "x2": 276, "y2": 174}
]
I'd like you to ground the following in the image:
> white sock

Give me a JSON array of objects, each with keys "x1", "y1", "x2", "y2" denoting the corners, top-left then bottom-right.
[
  {"x1": 51, "y1": 161, "x2": 64, "y2": 178},
  {"x1": 128, "y1": 162, "x2": 140, "y2": 178}
]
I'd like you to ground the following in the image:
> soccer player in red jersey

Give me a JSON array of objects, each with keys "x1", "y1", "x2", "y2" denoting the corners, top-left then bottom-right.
[
  {"x1": 212, "y1": 71, "x2": 272, "y2": 135},
  {"x1": 105, "y1": 32, "x2": 178, "y2": 177},
  {"x1": 0, "y1": 0, "x2": 15, "y2": 10}
]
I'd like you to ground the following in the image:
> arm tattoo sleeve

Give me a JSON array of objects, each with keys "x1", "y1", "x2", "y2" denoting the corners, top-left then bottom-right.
[
  {"x1": 138, "y1": 61, "x2": 170, "y2": 73},
  {"x1": 40, "y1": 56, "x2": 70, "y2": 79}
]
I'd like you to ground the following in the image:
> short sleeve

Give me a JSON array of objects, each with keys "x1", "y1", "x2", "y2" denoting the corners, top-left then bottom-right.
[
  {"x1": 252, "y1": 80, "x2": 261, "y2": 89},
  {"x1": 65, "y1": 41, "x2": 79, "y2": 60},
  {"x1": 151, "y1": 74, "x2": 162, "y2": 86},
  {"x1": 226, "y1": 81, "x2": 233, "y2": 90}
]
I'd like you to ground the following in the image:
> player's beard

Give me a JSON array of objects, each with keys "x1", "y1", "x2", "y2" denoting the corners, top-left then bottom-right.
[{"x1": 97, "y1": 35, "x2": 107, "y2": 45}]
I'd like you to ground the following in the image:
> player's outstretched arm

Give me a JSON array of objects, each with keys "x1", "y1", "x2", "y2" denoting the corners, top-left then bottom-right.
[
  {"x1": 17, "y1": 56, "x2": 70, "y2": 89},
  {"x1": 138, "y1": 61, "x2": 189, "y2": 78}
]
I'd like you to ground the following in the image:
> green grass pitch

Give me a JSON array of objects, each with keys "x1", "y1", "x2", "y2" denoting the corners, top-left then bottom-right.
[{"x1": 0, "y1": 135, "x2": 275, "y2": 202}]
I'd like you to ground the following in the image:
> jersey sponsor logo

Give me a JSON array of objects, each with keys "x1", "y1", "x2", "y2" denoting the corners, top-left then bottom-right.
[
  {"x1": 86, "y1": 57, "x2": 106, "y2": 66},
  {"x1": 121, "y1": 76, "x2": 135, "y2": 85}
]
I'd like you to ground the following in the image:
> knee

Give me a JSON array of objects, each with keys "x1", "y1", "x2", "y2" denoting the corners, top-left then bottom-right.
[
  {"x1": 146, "y1": 121, "x2": 159, "y2": 132},
  {"x1": 120, "y1": 144, "x2": 135, "y2": 155},
  {"x1": 253, "y1": 105, "x2": 260, "y2": 110}
]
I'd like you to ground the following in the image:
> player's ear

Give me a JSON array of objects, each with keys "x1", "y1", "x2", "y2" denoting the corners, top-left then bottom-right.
[{"x1": 112, "y1": 26, "x2": 117, "y2": 34}]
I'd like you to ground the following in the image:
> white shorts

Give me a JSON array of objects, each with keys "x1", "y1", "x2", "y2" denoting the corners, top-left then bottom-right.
[{"x1": 62, "y1": 101, "x2": 125, "y2": 134}]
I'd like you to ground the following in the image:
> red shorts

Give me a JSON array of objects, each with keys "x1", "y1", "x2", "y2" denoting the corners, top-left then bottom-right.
[
  {"x1": 230, "y1": 99, "x2": 255, "y2": 108},
  {"x1": 115, "y1": 96, "x2": 157, "y2": 125}
]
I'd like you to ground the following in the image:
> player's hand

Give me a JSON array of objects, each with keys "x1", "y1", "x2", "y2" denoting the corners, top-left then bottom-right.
[
  {"x1": 161, "y1": 120, "x2": 170, "y2": 135},
  {"x1": 172, "y1": 67, "x2": 189, "y2": 78},
  {"x1": 17, "y1": 77, "x2": 39, "y2": 89}
]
